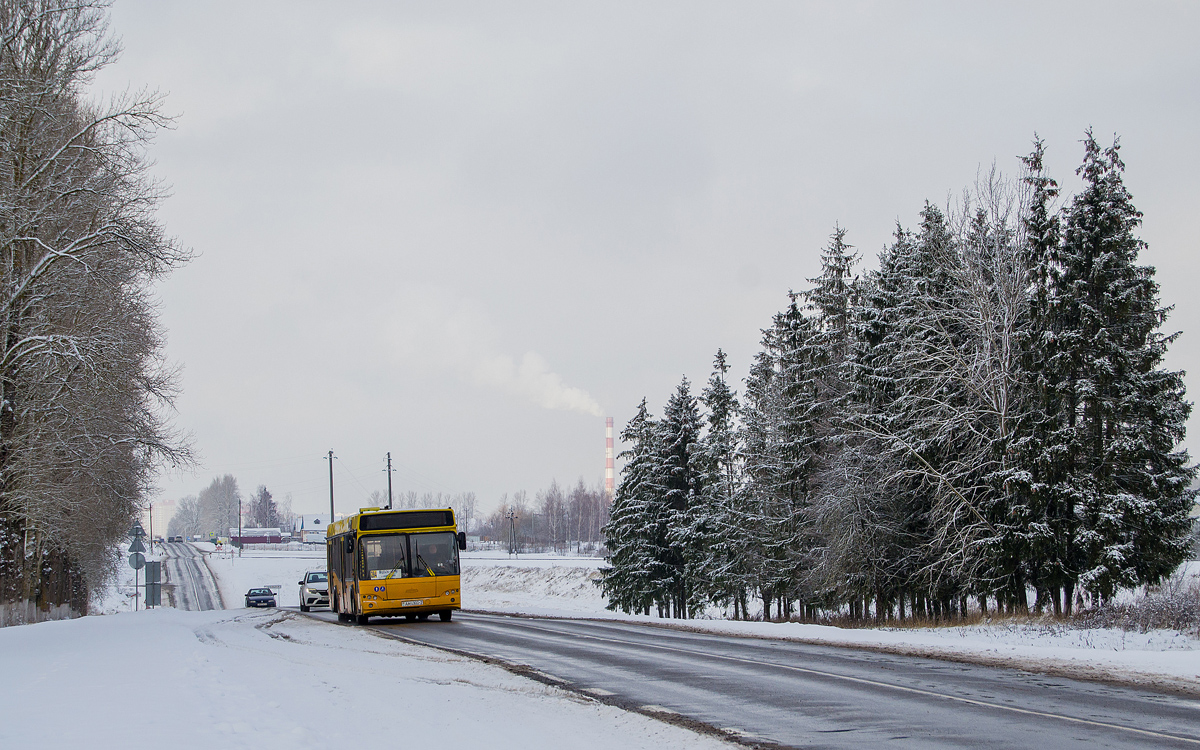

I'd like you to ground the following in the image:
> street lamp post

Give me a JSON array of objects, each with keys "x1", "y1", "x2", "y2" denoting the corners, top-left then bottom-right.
[
  {"x1": 505, "y1": 509, "x2": 519, "y2": 557},
  {"x1": 326, "y1": 450, "x2": 336, "y2": 520}
]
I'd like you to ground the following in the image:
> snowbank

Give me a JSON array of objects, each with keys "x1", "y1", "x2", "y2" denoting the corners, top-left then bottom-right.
[{"x1": 0, "y1": 607, "x2": 735, "y2": 749}]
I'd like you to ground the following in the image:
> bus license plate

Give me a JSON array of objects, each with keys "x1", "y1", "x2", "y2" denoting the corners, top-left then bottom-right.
[{"x1": 401, "y1": 599, "x2": 422, "y2": 607}]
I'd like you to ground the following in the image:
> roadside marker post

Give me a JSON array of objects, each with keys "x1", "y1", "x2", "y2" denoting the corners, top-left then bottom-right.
[{"x1": 129, "y1": 522, "x2": 147, "y2": 611}]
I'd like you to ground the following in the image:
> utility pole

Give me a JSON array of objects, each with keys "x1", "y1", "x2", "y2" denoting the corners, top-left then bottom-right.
[
  {"x1": 505, "y1": 508, "x2": 519, "y2": 557},
  {"x1": 386, "y1": 452, "x2": 393, "y2": 510},
  {"x1": 148, "y1": 503, "x2": 153, "y2": 555},
  {"x1": 327, "y1": 450, "x2": 335, "y2": 521},
  {"x1": 237, "y1": 494, "x2": 242, "y2": 557}
]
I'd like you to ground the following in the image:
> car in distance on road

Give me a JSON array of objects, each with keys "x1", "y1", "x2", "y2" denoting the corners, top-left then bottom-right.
[
  {"x1": 298, "y1": 571, "x2": 329, "y2": 612},
  {"x1": 244, "y1": 588, "x2": 276, "y2": 608}
]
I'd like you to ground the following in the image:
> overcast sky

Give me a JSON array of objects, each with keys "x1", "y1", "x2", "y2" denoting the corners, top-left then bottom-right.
[{"x1": 92, "y1": 1, "x2": 1200, "y2": 517}]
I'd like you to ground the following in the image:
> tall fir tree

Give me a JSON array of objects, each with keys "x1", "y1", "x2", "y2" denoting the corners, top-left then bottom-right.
[
  {"x1": 693, "y1": 350, "x2": 750, "y2": 618},
  {"x1": 600, "y1": 399, "x2": 663, "y2": 615},
  {"x1": 660, "y1": 377, "x2": 705, "y2": 618},
  {"x1": 1049, "y1": 132, "x2": 1195, "y2": 603},
  {"x1": 1010, "y1": 137, "x2": 1071, "y2": 613},
  {"x1": 738, "y1": 295, "x2": 822, "y2": 619}
]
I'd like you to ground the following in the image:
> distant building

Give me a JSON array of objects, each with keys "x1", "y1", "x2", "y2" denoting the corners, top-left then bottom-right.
[
  {"x1": 230, "y1": 527, "x2": 283, "y2": 546},
  {"x1": 296, "y1": 514, "x2": 332, "y2": 543},
  {"x1": 143, "y1": 498, "x2": 175, "y2": 540}
]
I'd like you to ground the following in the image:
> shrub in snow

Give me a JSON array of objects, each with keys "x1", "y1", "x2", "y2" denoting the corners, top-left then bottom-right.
[{"x1": 1076, "y1": 576, "x2": 1200, "y2": 636}]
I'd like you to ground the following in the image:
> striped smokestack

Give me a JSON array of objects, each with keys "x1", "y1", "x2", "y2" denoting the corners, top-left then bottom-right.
[{"x1": 605, "y1": 417, "x2": 615, "y2": 501}]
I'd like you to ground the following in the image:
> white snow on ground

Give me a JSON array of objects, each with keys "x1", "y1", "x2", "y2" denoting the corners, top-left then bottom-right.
[
  {"x1": 463, "y1": 550, "x2": 609, "y2": 617},
  {"x1": 91, "y1": 541, "x2": 166, "y2": 615},
  {"x1": 0, "y1": 607, "x2": 735, "y2": 750},
  {"x1": 205, "y1": 547, "x2": 327, "y2": 608},
  {"x1": 88, "y1": 545, "x2": 1200, "y2": 694}
]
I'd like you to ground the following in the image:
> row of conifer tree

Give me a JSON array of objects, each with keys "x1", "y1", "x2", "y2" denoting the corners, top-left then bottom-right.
[{"x1": 600, "y1": 134, "x2": 1196, "y2": 622}]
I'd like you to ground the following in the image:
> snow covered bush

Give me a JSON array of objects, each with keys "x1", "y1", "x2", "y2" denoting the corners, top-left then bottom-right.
[{"x1": 1076, "y1": 575, "x2": 1200, "y2": 636}]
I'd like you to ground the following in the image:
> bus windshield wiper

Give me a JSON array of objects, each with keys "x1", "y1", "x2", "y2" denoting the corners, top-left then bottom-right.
[
  {"x1": 384, "y1": 559, "x2": 406, "y2": 579},
  {"x1": 416, "y1": 554, "x2": 434, "y2": 577}
]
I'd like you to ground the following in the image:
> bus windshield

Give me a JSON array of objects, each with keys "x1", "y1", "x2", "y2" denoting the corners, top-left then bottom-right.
[
  {"x1": 412, "y1": 532, "x2": 459, "y2": 577},
  {"x1": 362, "y1": 535, "x2": 409, "y2": 580}
]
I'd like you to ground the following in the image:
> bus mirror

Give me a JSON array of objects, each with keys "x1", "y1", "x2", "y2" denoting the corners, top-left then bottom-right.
[{"x1": 457, "y1": 531, "x2": 467, "y2": 551}]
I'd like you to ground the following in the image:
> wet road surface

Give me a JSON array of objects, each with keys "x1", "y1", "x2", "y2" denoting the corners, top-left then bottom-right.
[{"x1": 306, "y1": 609, "x2": 1200, "y2": 749}]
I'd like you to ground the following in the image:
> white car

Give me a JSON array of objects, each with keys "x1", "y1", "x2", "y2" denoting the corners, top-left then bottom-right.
[{"x1": 298, "y1": 570, "x2": 329, "y2": 612}]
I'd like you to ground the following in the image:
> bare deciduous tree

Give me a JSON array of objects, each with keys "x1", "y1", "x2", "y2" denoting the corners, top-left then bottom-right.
[{"x1": 0, "y1": 0, "x2": 191, "y2": 625}]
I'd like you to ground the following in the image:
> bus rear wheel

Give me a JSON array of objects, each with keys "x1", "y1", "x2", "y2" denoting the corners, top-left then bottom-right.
[{"x1": 439, "y1": 610, "x2": 452, "y2": 622}]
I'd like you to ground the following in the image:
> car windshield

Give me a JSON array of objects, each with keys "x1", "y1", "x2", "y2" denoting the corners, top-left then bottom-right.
[
  {"x1": 412, "y1": 532, "x2": 459, "y2": 577},
  {"x1": 306, "y1": 572, "x2": 327, "y2": 583},
  {"x1": 362, "y1": 534, "x2": 409, "y2": 580},
  {"x1": 249, "y1": 589, "x2": 270, "y2": 595}
]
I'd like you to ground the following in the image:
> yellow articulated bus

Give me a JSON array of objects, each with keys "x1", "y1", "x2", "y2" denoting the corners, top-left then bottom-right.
[{"x1": 327, "y1": 507, "x2": 466, "y2": 625}]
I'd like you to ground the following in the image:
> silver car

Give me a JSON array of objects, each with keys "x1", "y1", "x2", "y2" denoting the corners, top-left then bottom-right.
[{"x1": 298, "y1": 570, "x2": 329, "y2": 612}]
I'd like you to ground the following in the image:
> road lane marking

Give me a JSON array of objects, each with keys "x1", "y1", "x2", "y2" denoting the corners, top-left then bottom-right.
[{"x1": 460, "y1": 614, "x2": 1200, "y2": 746}]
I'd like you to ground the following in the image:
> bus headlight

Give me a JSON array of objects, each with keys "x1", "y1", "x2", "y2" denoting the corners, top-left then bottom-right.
[{"x1": 444, "y1": 588, "x2": 459, "y2": 596}]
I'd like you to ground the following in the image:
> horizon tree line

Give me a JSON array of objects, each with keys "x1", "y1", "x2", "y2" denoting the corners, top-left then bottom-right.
[{"x1": 480, "y1": 479, "x2": 611, "y2": 553}]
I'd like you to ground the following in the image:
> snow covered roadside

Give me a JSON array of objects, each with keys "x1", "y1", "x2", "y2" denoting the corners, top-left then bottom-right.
[
  {"x1": 0, "y1": 607, "x2": 736, "y2": 750},
  {"x1": 90, "y1": 541, "x2": 166, "y2": 615}
]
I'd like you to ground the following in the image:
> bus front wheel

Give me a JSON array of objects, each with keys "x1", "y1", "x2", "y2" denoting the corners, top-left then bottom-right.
[
  {"x1": 439, "y1": 610, "x2": 452, "y2": 622},
  {"x1": 356, "y1": 614, "x2": 369, "y2": 625}
]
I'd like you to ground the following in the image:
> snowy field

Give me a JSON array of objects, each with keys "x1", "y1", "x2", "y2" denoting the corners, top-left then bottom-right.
[
  {"x1": 204, "y1": 546, "x2": 327, "y2": 608},
  {"x1": 0, "y1": 606, "x2": 735, "y2": 750}
]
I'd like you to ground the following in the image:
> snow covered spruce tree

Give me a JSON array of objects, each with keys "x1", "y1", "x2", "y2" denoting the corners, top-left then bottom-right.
[
  {"x1": 602, "y1": 133, "x2": 1192, "y2": 623},
  {"x1": 1038, "y1": 133, "x2": 1194, "y2": 607},
  {"x1": 1007, "y1": 138, "x2": 1071, "y2": 614},
  {"x1": 738, "y1": 295, "x2": 824, "y2": 620},
  {"x1": 0, "y1": 0, "x2": 189, "y2": 624},
  {"x1": 600, "y1": 399, "x2": 663, "y2": 615},
  {"x1": 691, "y1": 350, "x2": 753, "y2": 618},
  {"x1": 659, "y1": 377, "x2": 705, "y2": 618}
]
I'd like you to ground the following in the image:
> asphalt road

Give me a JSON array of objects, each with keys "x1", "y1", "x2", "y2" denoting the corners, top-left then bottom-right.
[
  {"x1": 160, "y1": 542, "x2": 223, "y2": 611},
  {"x1": 306, "y1": 609, "x2": 1200, "y2": 749}
]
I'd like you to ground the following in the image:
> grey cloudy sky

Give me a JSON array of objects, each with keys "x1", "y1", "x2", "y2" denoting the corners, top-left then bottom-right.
[{"x1": 93, "y1": 1, "x2": 1200, "y2": 516}]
